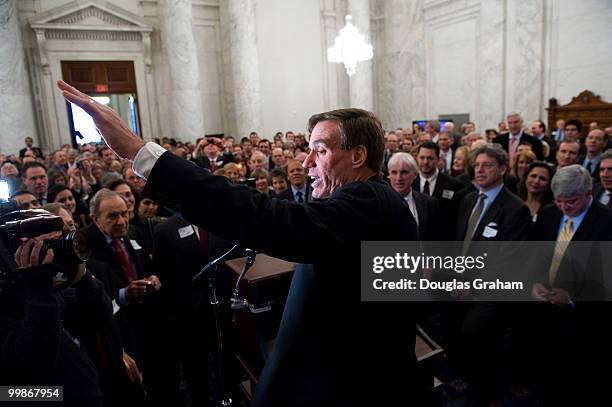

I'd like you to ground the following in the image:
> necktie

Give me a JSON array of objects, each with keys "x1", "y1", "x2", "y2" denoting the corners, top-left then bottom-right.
[
  {"x1": 423, "y1": 180, "x2": 430, "y2": 195},
  {"x1": 295, "y1": 191, "x2": 304, "y2": 203},
  {"x1": 112, "y1": 238, "x2": 137, "y2": 282},
  {"x1": 210, "y1": 160, "x2": 217, "y2": 173},
  {"x1": 508, "y1": 136, "x2": 517, "y2": 164},
  {"x1": 549, "y1": 218, "x2": 574, "y2": 285},
  {"x1": 462, "y1": 193, "x2": 487, "y2": 255},
  {"x1": 585, "y1": 161, "x2": 593, "y2": 174}
]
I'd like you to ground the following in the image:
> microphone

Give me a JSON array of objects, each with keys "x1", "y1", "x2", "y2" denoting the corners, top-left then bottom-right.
[
  {"x1": 231, "y1": 248, "x2": 258, "y2": 310},
  {"x1": 192, "y1": 243, "x2": 241, "y2": 285}
]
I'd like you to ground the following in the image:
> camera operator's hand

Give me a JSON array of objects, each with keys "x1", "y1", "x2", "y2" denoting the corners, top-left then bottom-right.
[
  {"x1": 14, "y1": 236, "x2": 56, "y2": 295},
  {"x1": 125, "y1": 279, "x2": 149, "y2": 301}
]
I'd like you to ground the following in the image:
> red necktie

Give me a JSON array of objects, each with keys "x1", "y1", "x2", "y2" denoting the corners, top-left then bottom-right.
[
  {"x1": 423, "y1": 180, "x2": 431, "y2": 195},
  {"x1": 112, "y1": 238, "x2": 137, "y2": 282}
]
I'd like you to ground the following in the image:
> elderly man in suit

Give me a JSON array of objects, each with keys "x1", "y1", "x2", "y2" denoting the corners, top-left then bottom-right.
[
  {"x1": 58, "y1": 79, "x2": 422, "y2": 407},
  {"x1": 497, "y1": 112, "x2": 544, "y2": 161},
  {"x1": 388, "y1": 152, "x2": 440, "y2": 240},
  {"x1": 530, "y1": 164, "x2": 612, "y2": 405},
  {"x1": 593, "y1": 149, "x2": 612, "y2": 207}
]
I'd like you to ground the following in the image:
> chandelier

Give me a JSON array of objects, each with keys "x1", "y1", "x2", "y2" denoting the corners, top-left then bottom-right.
[{"x1": 327, "y1": 15, "x2": 373, "y2": 77}]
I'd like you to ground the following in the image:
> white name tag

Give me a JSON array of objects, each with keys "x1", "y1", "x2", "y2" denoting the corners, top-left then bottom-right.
[
  {"x1": 130, "y1": 239, "x2": 142, "y2": 250},
  {"x1": 178, "y1": 225, "x2": 195, "y2": 239},
  {"x1": 442, "y1": 189, "x2": 454, "y2": 199},
  {"x1": 483, "y1": 226, "x2": 498, "y2": 238},
  {"x1": 112, "y1": 299, "x2": 120, "y2": 315}
]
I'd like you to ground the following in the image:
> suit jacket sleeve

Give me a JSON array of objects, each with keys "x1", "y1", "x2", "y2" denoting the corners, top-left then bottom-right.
[{"x1": 143, "y1": 152, "x2": 409, "y2": 264}]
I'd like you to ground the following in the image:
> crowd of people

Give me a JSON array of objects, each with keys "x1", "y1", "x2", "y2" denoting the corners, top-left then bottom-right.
[{"x1": 1, "y1": 107, "x2": 612, "y2": 406}]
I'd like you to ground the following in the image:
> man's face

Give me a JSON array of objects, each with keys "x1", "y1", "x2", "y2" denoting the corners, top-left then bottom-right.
[
  {"x1": 94, "y1": 196, "x2": 129, "y2": 238},
  {"x1": 204, "y1": 143, "x2": 220, "y2": 159},
  {"x1": 304, "y1": 120, "x2": 354, "y2": 199},
  {"x1": 286, "y1": 132, "x2": 295, "y2": 142},
  {"x1": 249, "y1": 153, "x2": 267, "y2": 171},
  {"x1": 23, "y1": 167, "x2": 48, "y2": 198},
  {"x1": 258, "y1": 141, "x2": 271, "y2": 156},
  {"x1": 287, "y1": 160, "x2": 307, "y2": 188},
  {"x1": 1, "y1": 164, "x2": 18, "y2": 180},
  {"x1": 438, "y1": 134, "x2": 452, "y2": 151},
  {"x1": 101, "y1": 149, "x2": 114, "y2": 166},
  {"x1": 12, "y1": 193, "x2": 41, "y2": 210},
  {"x1": 24, "y1": 138, "x2": 33, "y2": 147},
  {"x1": 114, "y1": 183, "x2": 135, "y2": 214},
  {"x1": 554, "y1": 194, "x2": 591, "y2": 218},
  {"x1": 585, "y1": 130, "x2": 606, "y2": 155},
  {"x1": 564, "y1": 125, "x2": 579, "y2": 142},
  {"x1": 125, "y1": 169, "x2": 146, "y2": 193},
  {"x1": 249, "y1": 133, "x2": 259, "y2": 145},
  {"x1": 272, "y1": 176, "x2": 288, "y2": 194},
  {"x1": 556, "y1": 120, "x2": 565, "y2": 129},
  {"x1": 417, "y1": 148, "x2": 438, "y2": 177},
  {"x1": 388, "y1": 161, "x2": 416, "y2": 197},
  {"x1": 425, "y1": 123, "x2": 437, "y2": 136},
  {"x1": 232, "y1": 146, "x2": 244, "y2": 161},
  {"x1": 242, "y1": 141, "x2": 253, "y2": 155},
  {"x1": 498, "y1": 122, "x2": 507, "y2": 132},
  {"x1": 386, "y1": 135, "x2": 398, "y2": 152},
  {"x1": 295, "y1": 134, "x2": 306, "y2": 147},
  {"x1": 54, "y1": 150, "x2": 67, "y2": 166},
  {"x1": 473, "y1": 153, "x2": 505, "y2": 191},
  {"x1": 272, "y1": 148, "x2": 285, "y2": 167},
  {"x1": 556, "y1": 142, "x2": 580, "y2": 167},
  {"x1": 507, "y1": 115, "x2": 523, "y2": 134},
  {"x1": 600, "y1": 158, "x2": 612, "y2": 191},
  {"x1": 531, "y1": 121, "x2": 544, "y2": 137}
]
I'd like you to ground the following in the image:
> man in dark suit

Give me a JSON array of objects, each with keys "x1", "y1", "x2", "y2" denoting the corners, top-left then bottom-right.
[
  {"x1": 593, "y1": 150, "x2": 612, "y2": 207},
  {"x1": 413, "y1": 141, "x2": 466, "y2": 239},
  {"x1": 153, "y1": 214, "x2": 234, "y2": 405},
  {"x1": 530, "y1": 164, "x2": 612, "y2": 405},
  {"x1": 453, "y1": 144, "x2": 532, "y2": 404},
  {"x1": 191, "y1": 137, "x2": 233, "y2": 172},
  {"x1": 18, "y1": 136, "x2": 44, "y2": 159},
  {"x1": 274, "y1": 159, "x2": 312, "y2": 202},
  {"x1": 388, "y1": 152, "x2": 440, "y2": 240},
  {"x1": 496, "y1": 112, "x2": 544, "y2": 160},
  {"x1": 82, "y1": 188, "x2": 166, "y2": 403},
  {"x1": 578, "y1": 128, "x2": 608, "y2": 179},
  {"x1": 58, "y1": 80, "x2": 421, "y2": 407}
]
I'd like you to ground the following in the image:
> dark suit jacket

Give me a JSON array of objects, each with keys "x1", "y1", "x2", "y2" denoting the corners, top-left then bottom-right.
[
  {"x1": 413, "y1": 190, "x2": 441, "y2": 240},
  {"x1": 19, "y1": 146, "x2": 44, "y2": 159},
  {"x1": 274, "y1": 182, "x2": 312, "y2": 202},
  {"x1": 578, "y1": 153, "x2": 601, "y2": 180},
  {"x1": 142, "y1": 151, "x2": 420, "y2": 406},
  {"x1": 532, "y1": 202, "x2": 612, "y2": 300},
  {"x1": 496, "y1": 131, "x2": 544, "y2": 160}
]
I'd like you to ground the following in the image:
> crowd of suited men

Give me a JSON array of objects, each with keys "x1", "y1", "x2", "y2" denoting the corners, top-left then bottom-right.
[{"x1": 1, "y1": 112, "x2": 612, "y2": 406}]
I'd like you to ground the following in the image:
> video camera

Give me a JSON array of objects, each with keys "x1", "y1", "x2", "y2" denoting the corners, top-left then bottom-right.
[{"x1": 0, "y1": 193, "x2": 90, "y2": 292}]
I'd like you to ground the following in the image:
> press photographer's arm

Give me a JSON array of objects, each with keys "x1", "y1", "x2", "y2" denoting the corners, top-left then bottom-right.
[{"x1": 0, "y1": 235, "x2": 112, "y2": 406}]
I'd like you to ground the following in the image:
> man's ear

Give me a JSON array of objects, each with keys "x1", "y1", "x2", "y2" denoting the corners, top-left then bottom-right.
[
  {"x1": 351, "y1": 145, "x2": 368, "y2": 169},
  {"x1": 500, "y1": 164, "x2": 507, "y2": 177}
]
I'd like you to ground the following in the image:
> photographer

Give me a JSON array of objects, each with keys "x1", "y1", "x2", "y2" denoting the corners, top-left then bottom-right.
[{"x1": 0, "y1": 234, "x2": 102, "y2": 405}]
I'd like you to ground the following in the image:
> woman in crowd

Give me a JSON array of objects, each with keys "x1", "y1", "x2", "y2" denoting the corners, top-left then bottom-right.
[
  {"x1": 137, "y1": 197, "x2": 159, "y2": 220},
  {"x1": 400, "y1": 137, "x2": 415, "y2": 152},
  {"x1": 223, "y1": 162, "x2": 242, "y2": 184},
  {"x1": 518, "y1": 161, "x2": 554, "y2": 221},
  {"x1": 511, "y1": 150, "x2": 537, "y2": 182},
  {"x1": 451, "y1": 146, "x2": 470, "y2": 177},
  {"x1": 47, "y1": 184, "x2": 88, "y2": 228},
  {"x1": 252, "y1": 168, "x2": 273, "y2": 196},
  {"x1": 48, "y1": 169, "x2": 67, "y2": 188}
]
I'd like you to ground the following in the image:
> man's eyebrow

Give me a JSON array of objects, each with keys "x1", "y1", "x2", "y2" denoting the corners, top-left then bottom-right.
[{"x1": 310, "y1": 140, "x2": 328, "y2": 148}]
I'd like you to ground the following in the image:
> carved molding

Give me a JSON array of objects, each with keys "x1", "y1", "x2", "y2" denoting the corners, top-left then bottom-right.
[
  {"x1": 45, "y1": 30, "x2": 142, "y2": 41},
  {"x1": 54, "y1": 5, "x2": 132, "y2": 26}
]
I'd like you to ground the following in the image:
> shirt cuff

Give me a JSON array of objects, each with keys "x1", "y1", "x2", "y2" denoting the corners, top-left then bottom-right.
[
  {"x1": 133, "y1": 142, "x2": 167, "y2": 180},
  {"x1": 118, "y1": 287, "x2": 128, "y2": 306}
]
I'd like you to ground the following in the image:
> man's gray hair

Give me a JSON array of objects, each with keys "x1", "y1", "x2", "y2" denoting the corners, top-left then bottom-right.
[
  {"x1": 387, "y1": 152, "x2": 418, "y2": 173},
  {"x1": 551, "y1": 164, "x2": 592, "y2": 198},
  {"x1": 89, "y1": 188, "x2": 126, "y2": 218},
  {"x1": 471, "y1": 143, "x2": 509, "y2": 168},
  {"x1": 507, "y1": 111, "x2": 523, "y2": 120},
  {"x1": 600, "y1": 149, "x2": 612, "y2": 162}
]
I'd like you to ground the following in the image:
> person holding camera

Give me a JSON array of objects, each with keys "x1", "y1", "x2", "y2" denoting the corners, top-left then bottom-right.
[{"x1": 0, "y1": 231, "x2": 126, "y2": 406}]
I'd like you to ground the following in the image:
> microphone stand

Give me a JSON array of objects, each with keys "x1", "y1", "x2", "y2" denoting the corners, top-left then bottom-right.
[{"x1": 192, "y1": 244, "x2": 240, "y2": 407}]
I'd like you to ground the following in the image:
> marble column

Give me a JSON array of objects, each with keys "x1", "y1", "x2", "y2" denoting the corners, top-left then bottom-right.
[
  {"x1": 158, "y1": 0, "x2": 205, "y2": 141},
  {"x1": 378, "y1": 0, "x2": 425, "y2": 129},
  {"x1": 220, "y1": 0, "x2": 263, "y2": 139},
  {"x1": 505, "y1": 0, "x2": 544, "y2": 120},
  {"x1": 348, "y1": 0, "x2": 374, "y2": 111},
  {"x1": 478, "y1": 0, "x2": 505, "y2": 130},
  {"x1": 0, "y1": 0, "x2": 37, "y2": 155}
]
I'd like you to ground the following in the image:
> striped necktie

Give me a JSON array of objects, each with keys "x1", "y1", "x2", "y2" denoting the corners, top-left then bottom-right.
[{"x1": 549, "y1": 218, "x2": 574, "y2": 285}]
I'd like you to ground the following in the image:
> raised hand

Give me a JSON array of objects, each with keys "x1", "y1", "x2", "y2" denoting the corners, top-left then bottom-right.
[{"x1": 57, "y1": 80, "x2": 145, "y2": 160}]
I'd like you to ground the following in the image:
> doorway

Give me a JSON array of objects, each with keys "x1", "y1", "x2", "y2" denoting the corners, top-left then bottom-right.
[{"x1": 61, "y1": 61, "x2": 142, "y2": 146}]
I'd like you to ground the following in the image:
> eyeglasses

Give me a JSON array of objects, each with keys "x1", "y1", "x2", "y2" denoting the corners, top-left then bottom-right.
[{"x1": 474, "y1": 162, "x2": 498, "y2": 170}]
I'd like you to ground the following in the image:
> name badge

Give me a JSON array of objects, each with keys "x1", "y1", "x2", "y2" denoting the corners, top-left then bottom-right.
[
  {"x1": 483, "y1": 226, "x2": 498, "y2": 238},
  {"x1": 442, "y1": 189, "x2": 454, "y2": 199},
  {"x1": 178, "y1": 225, "x2": 195, "y2": 239},
  {"x1": 130, "y1": 239, "x2": 142, "y2": 250}
]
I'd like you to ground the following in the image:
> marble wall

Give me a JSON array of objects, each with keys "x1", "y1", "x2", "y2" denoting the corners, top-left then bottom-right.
[{"x1": 2, "y1": 0, "x2": 611, "y2": 154}]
